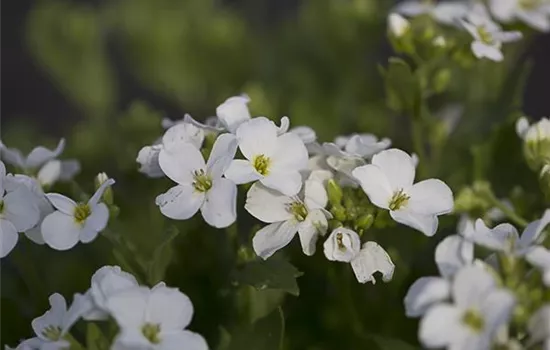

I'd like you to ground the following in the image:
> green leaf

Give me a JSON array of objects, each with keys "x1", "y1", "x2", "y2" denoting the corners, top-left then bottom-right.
[
  {"x1": 227, "y1": 307, "x2": 285, "y2": 350},
  {"x1": 381, "y1": 57, "x2": 418, "y2": 113},
  {"x1": 86, "y1": 323, "x2": 109, "y2": 350},
  {"x1": 147, "y1": 226, "x2": 180, "y2": 285},
  {"x1": 233, "y1": 258, "x2": 304, "y2": 296}
]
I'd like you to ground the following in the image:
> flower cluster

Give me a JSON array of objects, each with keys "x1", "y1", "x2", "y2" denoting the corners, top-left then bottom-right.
[
  {"x1": 7, "y1": 265, "x2": 207, "y2": 350},
  {"x1": 138, "y1": 95, "x2": 454, "y2": 283}
]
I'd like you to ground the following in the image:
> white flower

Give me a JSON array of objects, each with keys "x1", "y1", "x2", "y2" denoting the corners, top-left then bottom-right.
[
  {"x1": 323, "y1": 133, "x2": 391, "y2": 160},
  {"x1": 225, "y1": 117, "x2": 308, "y2": 196},
  {"x1": 156, "y1": 134, "x2": 238, "y2": 228},
  {"x1": 352, "y1": 148, "x2": 454, "y2": 236},
  {"x1": 460, "y1": 4, "x2": 522, "y2": 62},
  {"x1": 41, "y1": 178, "x2": 115, "y2": 250},
  {"x1": 471, "y1": 210, "x2": 550, "y2": 255},
  {"x1": 490, "y1": 0, "x2": 550, "y2": 32},
  {"x1": 323, "y1": 228, "x2": 395, "y2": 284},
  {"x1": 388, "y1": 13, "x2": 410, "y2": 37},
  {"x1": 419, "y1": 265, "x2": 516, "y2": 350},
  {"x1": 0, "y1": 162, "x2": 40, "y2": 258},
  {"x1": 526, "y1": 246, "x2": 550, "y2": 286},
  {"x1": 162, "y1": 114, "x2": 219, "y2": 131},
  {"x1": 0, "y1": 139, "x2": 80, "y2": 187},
  {"x1": 433, "y1": 36, "x2": 447, "y2": 47},
  {"x1": 246, "y1": 175, "x2": 331, "y2": 259},
  {"x1": 79, "y1": 265, "x2": 139, "y2": 321},
  {"x1": 528, "y1": 305, "x2": 550, "y2": 349},
  {"x1": 290, "y1": 126, "x2": 324, "y2": 155},
  {"x1": 28, "y1": 293, "x2": 87, "y2": 350},
  {"x1": 516, "y1": 116, "x2": 550, "y2": 142},
  {"x1": 107, "y1": 283, "x2": 208, "y2": 350},
  {"x1": 394, "y1": 0, "x2": 469, "y2": 25}
]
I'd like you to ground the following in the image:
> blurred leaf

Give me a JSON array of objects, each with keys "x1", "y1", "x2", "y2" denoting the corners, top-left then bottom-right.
[
  {"x1": 233, "y1": 258, "x2": 304, "y2": 296},
  {"x1": 381, "y1": 58, "x2": 418, "y2": 113},
  {"x1": 86, "y1": 323, "x2": 109, "y2": 350},
  {"x1": 227, "y1": 307, "x2": 285, "y2": 350},
  {"x1": 147, "y1": 226, "x2": 180, "y2": 285},
  {"x1": 369, "y1": 334, "x2": 419, "y2": 350}
]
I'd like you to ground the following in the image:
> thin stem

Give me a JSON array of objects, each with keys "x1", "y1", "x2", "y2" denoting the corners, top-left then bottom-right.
[{"x1": 483, "y1": 191, "x2": 528, "y2": 228}]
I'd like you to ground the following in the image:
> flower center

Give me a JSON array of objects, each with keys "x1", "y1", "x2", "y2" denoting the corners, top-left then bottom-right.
[
  {"x1": 42, "y1": 325, "x2": 62, "y2": 341},
  {"x1": 289, "y1": 201, "x2": 308, "y2": 221},
  {"x1": 336, "y1": 232, "x2": 346, "y2": 250},
  {"x1": 476, "y1": 26, "x2": 494, "y2": 45},
  {"x1": 142, "y1": 323, "x2": 161, "y2": 344},
  {"x1": 519, "y1": 0, "x2": 540, "y2": 10},
  {"x1": 74, "y1": 203, "x2": 91, "y2": 224},
  {"x1": 462, "y1": 308, "x2": 485, "y2": 333},
  {"x1": 253, "y1": 155, "x2": 271, "y2": 176},
  {"x1": 192, "y1": 169, "x2": 212, "y2": 193},
  {"x1": 389, "y1": 189, "x2": 410, "y2": 211}
]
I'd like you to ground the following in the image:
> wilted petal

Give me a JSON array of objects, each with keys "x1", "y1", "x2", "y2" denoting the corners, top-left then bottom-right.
[
  {"x1": 323, "y1": 227, "x2": 361, "y2": 262},
  {"x1": 350, "y1": 242, "x2": 395, "y2": 284},
  {"x1": 201, "y1": 178, "x2": 237, "y2": 228},
  {"x1": 404, "y1": 277, "x2": 450, "y2": 317},
  {"x1": 252, "y1": 220, "x2": 300, "y2": 260}
]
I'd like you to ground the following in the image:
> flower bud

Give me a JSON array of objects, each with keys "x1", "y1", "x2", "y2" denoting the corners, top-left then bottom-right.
[
  {"x1": 95, "y1": 172, "x2": 113, "y2": 205},
  {"x1": 327, "y1": 179, "x2": 343, "y2": 206},
  {"x1": 323, "y1": 227, "x2": 361, "y2": 263},
  {"x1": 355, "y1": 214, "x2": 374, "y2": 231},
  {"x1": 388, "y1": 13, "x2": 410, "y2": 38},
  {"x1": 520, "y1": 118, "x2": 550, "y2": 171}
]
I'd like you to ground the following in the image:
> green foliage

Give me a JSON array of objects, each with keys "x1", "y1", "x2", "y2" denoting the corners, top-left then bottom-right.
[{"x1": 233, "y1": 258, "x2": 304, "y2": 297}]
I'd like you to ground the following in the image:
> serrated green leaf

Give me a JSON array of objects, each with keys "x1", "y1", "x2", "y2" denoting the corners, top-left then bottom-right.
[
  {"x1": 86, "y1": 323, "x2": 109, "y2": 350},
  {"x1": 227, "y1": 307, "x2": 285, "y2": 350},
  {"x1": 233, "y1": 258, "x2": 304, "y2": 296}
]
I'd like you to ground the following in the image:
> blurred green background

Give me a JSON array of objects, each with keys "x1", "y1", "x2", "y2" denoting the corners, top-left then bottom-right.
[{"x1": 2, "y1": 0, "x2": 550, "y2": 349}]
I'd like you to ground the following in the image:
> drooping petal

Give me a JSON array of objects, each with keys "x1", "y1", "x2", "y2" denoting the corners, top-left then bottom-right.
[
  {"x1": 45, "y1": 193, "x2": 77, "y2": 215},
  {"x1": 350, "y1": 242, "x2": 395, "y2": 284},
  {"x1": 435, "y1": 235, "x2": 473, "y2": 279},
  {"x1": 0, "y1": 219, "x2": 19, "y2": 258},
  {"x1": 482, "y1": 289, "x2": 516, "y2": 333},
  {"x1": 206, "y1": 134, "x2": 238, "y2": 179},
  {"x1": 3, "y1": 187, "x2": 40, "y2": 232},
  {"x1": 88, "y1": 178, "x2": 115, "y2": 208},
  {"x1": 390, "y1": 210, "x2": 438, "y2": 236},
  {"x1": 26, "y1": 139, "x2": 65, "y2": 169},
  {"x1": 452, "y1": 265, "x2": 496, "y2": 307},
  {"x1": 352, "y1": 165, "x2": 393, "y2": 209},
  {"x1": 106, "y1": 287, "x2": 149, "y2": 329},
  {"x1": 201, "y1": 178, "x2": 237, "y2": 228},
  {"x1": 158, "y1": 145, "x2": 205, "y2": 185},
  {"x1": 81, "y1": 203, "x2": 109, "y2": 242},
  {"x1": 146, "y1": 285, "x2": 194, "y2": 331},
  {"x1": 404, "y1": 277, "x2": 450, "y2": 318},
  {"x1": 261, "y1": 170, "x2": 303, "y2": 197},
  {"x1": 245, "y1": 182, "x2": 293, "y2": 223},
  {"x1": 216, "y1": 95, "x2": 251, "y2": 133},
  {"x1": 155, "y1": 185, "x2": 204, "y2": 220},
  {"x1": 406, "y1": 179, "x2": 454, "y2": 216},
  {"x1": 136, "y1": 145, "x2": 164, "y2": 178},
  {"x1": 252, "y1": 220, "x2": 300, "y2": 260},
  {"x1": 32, "y1": 293, "x2": 67, "y2": 340},
  {"x1": 371, "y1": 148, "x2": 415, "y2": 191},
  {"x1": 471, "y1": 41, "x2": 503, "y2": 62},
  {"x1": 270, "y1": 133, "x2": 309, "y2": 173},
  {"x1": 345, "y1": 134, "x2": 391, "y2": 158},
  {"x1": 418, "y1": 304, "x2": 463, "y2": 349},
  {"x1": 298, "y1": 210, "x2": 328, "y2": 256},
  {"x1": 323, "y1": 227, "x2": 361, "y2": 262},
  {"x1": 41, "y1": 211, "x2": 82, "y2": 251},
  {"x1": 224, "y1": 159, "x2": 262, "y2": 184},
  {"x1": 162, "y1": 330, "x2": 208, "y2": 350},
  {"x1": 162, "y1": 123, "x2": 204, "y2": 152},
  {"x1": 235, "y1": 117, "x2": 278, "y2": 160},
  {"x1": 471, "y1": 220, "x2": 519, "y2": 252}
]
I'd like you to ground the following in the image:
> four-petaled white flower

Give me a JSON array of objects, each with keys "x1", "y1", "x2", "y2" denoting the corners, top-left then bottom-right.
[
  {"x1": 490, "y1": 0, "x2": 550, "y2": 32},
  {"x1": 246, "y1": 173, "x2": 331, "y2": 259},
  {"x1": 460, "y1": 4, "x2": 522, "y2": 62},
  {"x1": 107, "y1": 282, "x2": 208, "y2": 350},
  {"x1": 0, "y1": 139, "x2": 80, "y2": 187},
  {"x1": 0, "y1": 162, "x2": 40, "y2": 258},
  {"x1": 419, "y1": 265, "x2": 516, "y2": 350},
  {"x1": 394, "y1": 0, "x2": 469, "y2": 25},
  {"x1": 41, "y1": 178, "x2": 115, "y2": 250},
  {"x1": 156, "y1": 133, "x2": 238, "y2": 228},
  {"x1": 225, "y1": 117, "x2": 308, "y2": 196},
  {"x1": 323, "y1": 227, "x2": 395, "y2": 284},
  {"x1": 352, "y1": 148, "x2": 453, "y2": 236}
]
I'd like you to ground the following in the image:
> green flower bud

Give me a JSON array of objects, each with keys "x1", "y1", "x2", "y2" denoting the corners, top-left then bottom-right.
[
  {"x1": 327, "y1": 179, "x2": 343, "y2": 206},
  {"x1": 355, "y1": 214, "x2": 374, "y2": 231},
  {"x1": 95, "y1": 172, "x2": 113, "y2": 205},
  {"x1": 330, "y1": 204, "x2": 347, "y2": 222}
]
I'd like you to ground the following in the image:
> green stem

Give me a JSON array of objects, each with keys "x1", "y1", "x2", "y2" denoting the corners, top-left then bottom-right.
[
  {"x1": 64, "y1": 333, "x2": 86, "y2": 350},
  {"x1": 278, "y1": 306, "x2": 285, "y2": 350},
  {"x1": 483, "y1": 191, "x2": 528, "y2": 228}
]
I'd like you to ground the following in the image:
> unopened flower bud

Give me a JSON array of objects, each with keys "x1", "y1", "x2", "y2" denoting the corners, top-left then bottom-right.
[
  {"x1": 327, "y1": 179, "x2": 343, "y2": 206},
  {"x1": 95, "y1": 172, "x2": 113, "y2": 205}
]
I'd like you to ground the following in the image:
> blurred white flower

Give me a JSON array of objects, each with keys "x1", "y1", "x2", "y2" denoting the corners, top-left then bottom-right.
[
  {"x1": 490, "y1": 0, "x2": 550, "y2": 32},
  {"x1": 388, "y1": 13, "x2": 410, "y2": 37},
  {"x1": 460, "y1": 4, "x2": 522, "y2": 62},
  {"x1": 516, "y1": 116, "x2": 550, "y2": 142},
  {"x1": 526, "y1": 246, "x2": 550, "y2": 286},
  {"x1": 246, "y1": 175, "x2": 331, "y2": 259},
  {"x1": 41, "y1": 178, "x2": 115, "y2": 250},
  {"x1": 352, "y1": 148, "x2": 453, "y2": 236},
  {"x1": 290, "y1": 126, "x2": 324, "y2": 155},
  {"x1": 0, "y1": 162, "x2": 40, "y2": 258},
  {"x1": 323, "y1": 133, "x2": 391, "y2": 160},
  {"x1": 528, "y1": 305, "x2": 550, "y2": 349},
  {"x1": 0, "y1": 139, "x2": 80, "y2": 187},
  {"x1": 323, "y1": 227, "x2": 395, "y2": 284},
  {"x1": 394, "y1": 0, "x2": 469, "y2": 25},
  {"x1": 107, "y1": 282, "x2": 208, "y2": 350},
  {"x1": 419, "y1": 265, "x2": 516, "y2": 349},
  {"x1": 225, "y1": 117, "x2": 308, "y2": 196},
  {"x1": 156, "y1": 134, "x2": 238, "y2": 228}
]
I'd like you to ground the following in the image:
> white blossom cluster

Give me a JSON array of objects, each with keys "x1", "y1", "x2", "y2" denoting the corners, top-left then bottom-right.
[
  {"x1": 389, "y1": 0, "x2": 550, "y2": 62},
  {"x1": 138, "y1": 95, "x2": 454, "y2": 284},
  {"x1": 6, "y1": 265, "x2": 207, "y2": 350},
  {"x1": 0, "y1": 141, "x2": 115, "y2": 257}
]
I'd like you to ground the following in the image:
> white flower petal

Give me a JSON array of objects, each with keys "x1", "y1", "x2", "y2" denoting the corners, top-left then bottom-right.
[
  {"x1": 350, "y1": 242, "x2": 395, "y2": 284},
  {"x1": 390, "y1": 210, "x2": 438, "y2": 236},
  {"x1": 482, "y1": 289, "x2": 516, "y2": 333},
  {"x1": 516, "y1": 117, "x2": 530, "y2": 139},
  {"x1": 107, "y1": 287, "x2": 148, "y2": 329},
  {"x1": 277, "y1": 116, "x2": 290, "y2": 135},
  {"x1": 261, "y1": 170, "x2": 303, "y2": 197},
  {"x1": 224, "y1": 159, "x2": 262, "y2": 184},
  {"x1": 526, "y1": 246, "x2": 550, "y2": 272},
  {"x1": 0, "y1": 144, "x2": 25, "y2": 168},
  {"x1": 159, "y1": 144, "x2": 205, "y2": 185},
  {"x1": 252, "y1": 220, "x2": 300, "y2": 260},
  {"x1": 406, "y1": 179, "x2": 454, "y2": 216},
  {"x1": 88, "y1": 178, "x2": 115, "y2": 208},
  {"x1": 298, "y1": 210, "x2": 327, "y2": 256},
  {"x1": 435, "y1": 235, "x2": 473, "y2": 278},
  {"x1": 146, "y1": 285, "x2": 194, "y2": 331},
  {"x1": 371, "y1": 148, "x2": 415, "y2": 191},
  {"x1": 352, "y1": 165, "x2": 393, "y2": 209},
  {"x1": 236, "y1": 117, "x2": 278, "y2": 160},
  {"x1": 58, "y1": 160, "x2": 80, "y2": 181},
  {"x1": 394, "y1": 0, "x2": 432, "y2": 16},
  {"x1": 37, "y1": 160, "x2": 62, "y2": 187},
  {"x1": 471, "y1": 41, "x2": 503, "y2": 62},
  {"x1": 182, "y1": 114, "x2": 224, "y2": 132},
  {"x1": 45, "y1": 193, "x2": 76, "y2": 215},
  {"x1": 216, "y1": 95, "x2": 251, "y2": 133},
  {"x1": 471, "y1": 220, "x2": 519, "y2": 252},
  {"x1": 519, "y1": 209, "x2": 550, "y2": 249},
  {"x1": 41, "y1": 211, "x2": 82, "y2": 251},
  {"x1": 404, "y1": 277, "x2": 450, "y2": 318},
  {"x1": 494, "y1": 30, "x2": 523, "y2": 43},
  {"x1": 432, "y1": 2, "x2": 469, "y2": 24},
  {"x1": 111, "y1": 330, "x2": 150, "y2": 350},
  {"x1": 323, "y1": 227, "x2": 361, "y2": 262},
  {"x1": 81, "y1": 203, "x2": 109, "y2": 241},
  {"x1": 206, "y1": 134, "x2": 238, "y2": 179},
  {"x1": 26, "y1": 139, "x2": 65, "y2": 169},
  {"x1": 64, "y1": 293, "x2": 93, "y2": 332},
  {"x1": 304, "y1": 178, "x2": 328, "y2": 210},
  {"x1": 156, "y1": 185, "x2": 204, "y2": 220},
  {"x1": 162, "y1": 123, "x2": 204, "y2": 152},
  {"x1": 201, "y1": 178, "x2": 237, "y2": 228},
  {"x1": 3, "y1": 188, "x2": 40, "y2": 232},
  {"x1": 136, "y1": 145, "x2": 164, "y2": 178},
  {"x1": 162, "y1": 330, "x2": 208, "y2": 350},
  {"x1": 528, "y1": 305, "x2": 550, "y2": 346},
  {"x1": 32, "y1": 293, "x2": 67, "y2": 339},
  {"x1": 290, "y1": 126, "x2": 317, "y2": 144},
  {"x1": 90, "y1": 266, "x2": 138, "y2": 313},
  {"x1": 0, "y1": 219, "x2": 18, "y2": 258},
  {"x1": 245, "y1": 182, "x2": 293, "y2": 223},
  {"x1": 517, "y1": 11, "x2": 550, "y2": 32},
  {"x1": 418, "y1": 304, "x2": 462, "y2": 348},
  {"x1": 489, "y1": 0, "x2": 516, "y2": 21},
  {"x1": 270, "y1": 133, "x2": 309, "y2": 173},
  {"x1": 452, "y1": 265, "x2": 496, "y2": 307}
]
